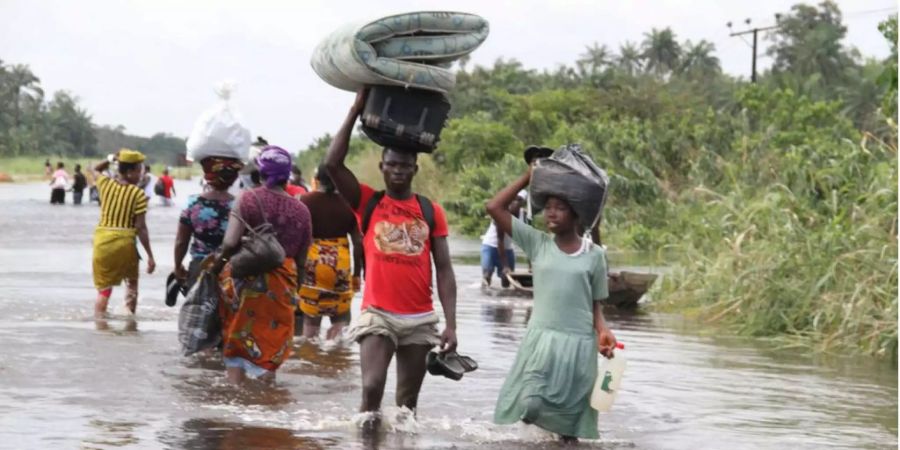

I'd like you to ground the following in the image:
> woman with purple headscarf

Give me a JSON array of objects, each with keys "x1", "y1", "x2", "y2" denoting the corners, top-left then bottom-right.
[{"x1": 209, "y1": 145, "x2": 313, "y2": 384}]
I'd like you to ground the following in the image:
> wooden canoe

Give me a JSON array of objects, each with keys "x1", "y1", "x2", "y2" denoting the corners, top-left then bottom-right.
[{"x1": 504, "y1": 270, "x2": 658, "y2": 309}]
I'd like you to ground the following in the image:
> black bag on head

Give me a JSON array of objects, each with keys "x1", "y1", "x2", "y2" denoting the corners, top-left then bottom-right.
[
  {"x1": 360, "y1": 85, "x2": 451, "y2": 153},
  {"x1": 530, "y1": 144, "x2": 609, "y2": 233},
  {"x1": 229, "y1": 190, "x2": 286, "y2": 279}
]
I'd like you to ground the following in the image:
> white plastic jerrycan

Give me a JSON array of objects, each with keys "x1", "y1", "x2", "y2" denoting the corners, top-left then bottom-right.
[{"x1": 590, "y1": 342, "x2": 626, "y2": 412}]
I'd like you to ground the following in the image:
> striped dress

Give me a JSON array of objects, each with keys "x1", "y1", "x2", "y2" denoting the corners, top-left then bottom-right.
[
  {"x1": 96, "y1": 175, "x2": 148, "y2": 228},
  {"x1": 91, "y1": 175, "x2": 149, "y2": 289}
]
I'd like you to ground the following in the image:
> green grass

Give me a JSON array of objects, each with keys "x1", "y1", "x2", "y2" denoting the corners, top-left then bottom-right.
[
  {"x1": 0, "y1": 155, "x2": 96, "y2": 177},
  {"x1": 652, "y1": 133, "x2": 898, "y2": 359},
  {"x1": 0, "y1": 155, "x2": 198, "y2": 180}
]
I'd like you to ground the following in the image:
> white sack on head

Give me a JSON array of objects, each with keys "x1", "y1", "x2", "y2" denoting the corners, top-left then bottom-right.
[{"x1": 186, "y1": 81, "x2": 252, "y2": 162}]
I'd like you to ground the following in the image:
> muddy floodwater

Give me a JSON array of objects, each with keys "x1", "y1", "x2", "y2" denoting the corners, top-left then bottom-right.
[{"x1": 0, "y1": 180, "x2": 896, "y2": 449}]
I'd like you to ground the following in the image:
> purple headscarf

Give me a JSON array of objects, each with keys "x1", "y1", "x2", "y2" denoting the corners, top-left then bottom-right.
[{"x1": 256, "y1": 145, "x2": 292, "y2": 188}]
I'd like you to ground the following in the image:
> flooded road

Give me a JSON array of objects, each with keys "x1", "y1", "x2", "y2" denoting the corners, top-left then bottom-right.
[{"x1": 0, "y1": 180, "x2": 896, "y2": 449}]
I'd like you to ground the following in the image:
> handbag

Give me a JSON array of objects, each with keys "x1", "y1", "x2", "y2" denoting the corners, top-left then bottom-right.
[
  {"x1": 229, "y1": 189, "x2": 285, "y2": 279},
  {"x1": 178, "y1": 271, "x2": 222, "y2": 356},
  {"x1": 153, "y1": 178, "x2": 165, "y2": 196}
]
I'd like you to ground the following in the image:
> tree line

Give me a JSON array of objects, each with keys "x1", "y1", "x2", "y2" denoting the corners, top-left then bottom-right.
[
  {"x1": 0, "y1": 62, "x2": 186, "y2": 164},
  {"x1": 0, "y1": 62, "x2": 97, "y2": 158}
]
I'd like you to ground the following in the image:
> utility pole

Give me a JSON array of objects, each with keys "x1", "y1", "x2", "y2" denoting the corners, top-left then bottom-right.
[{"x1": 727, "y1": 18, "x2": 779, "y2": 83}]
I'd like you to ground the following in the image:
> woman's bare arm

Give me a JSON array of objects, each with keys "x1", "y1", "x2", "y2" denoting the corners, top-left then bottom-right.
[{"x1": 485, "y1": 170, "x2": 531, "y2": 238}]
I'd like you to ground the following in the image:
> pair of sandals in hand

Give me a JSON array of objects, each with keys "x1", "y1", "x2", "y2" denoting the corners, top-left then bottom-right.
[{"x1": 427, "y1": 350, "x2": 478, "y2": 381}]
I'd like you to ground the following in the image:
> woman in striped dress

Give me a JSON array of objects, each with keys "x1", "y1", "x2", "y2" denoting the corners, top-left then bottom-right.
[{"x1": 91, "y1": 149, "x2": 156, "y2": 318}]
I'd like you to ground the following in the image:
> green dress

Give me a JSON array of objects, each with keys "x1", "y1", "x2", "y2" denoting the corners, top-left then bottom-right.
[{"x1": 494, "y1": 218, "x2": 609, "y2": 439}]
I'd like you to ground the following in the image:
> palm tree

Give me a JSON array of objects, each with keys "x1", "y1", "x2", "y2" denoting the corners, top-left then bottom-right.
[
  {"x1": 577, "y1": 42, "x2": 613, "y2": 78},
  {"x1": 641, "y1": 28, "x2": 682, "y2": 77},
  {"x1": 679, "y1": 40, "x2": 721, "y2": 78},
  {"x1": 8, "y1": 64, "x2": 43, "y2": 128},
  {"x1": 549, "y1": 65, "x2": 581, "y2": 89},
  {"x1": 617, "y1": 41, "x2": 644, "y2": 76}
]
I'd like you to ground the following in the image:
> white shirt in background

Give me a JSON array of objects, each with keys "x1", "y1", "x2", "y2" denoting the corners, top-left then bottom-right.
[
  {"x1": 142, "y1": 173, "x2": 156, "y2": 199},
  {"x1": 482, "y1": 221, "x2": 512, "y2": 248}
]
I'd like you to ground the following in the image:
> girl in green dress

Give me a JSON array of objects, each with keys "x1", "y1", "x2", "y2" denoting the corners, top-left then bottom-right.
[{"x1": 486, "y1": 165, "x2": 617, "y2": 444}]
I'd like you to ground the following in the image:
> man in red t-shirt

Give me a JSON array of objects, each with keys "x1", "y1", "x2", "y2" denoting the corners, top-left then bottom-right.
[
  {"x1": 158, "y1": 168, "x2": 176, "y2": 207},
  {"x1": 325, "y1": 90, "x2": 458, "y2": 426}
]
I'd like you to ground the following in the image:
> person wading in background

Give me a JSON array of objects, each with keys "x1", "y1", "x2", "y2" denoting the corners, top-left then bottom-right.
[
  {"x1": 481, "y1": 192, "x2": 525, "y2": 288},
  {"x1": 72, "y1": 164, "x2": 87, "y2": 205},
  {"x1": 49, "y1": 162, "x2": 68, "y2": 205},
  {"x1": 157, "y1": 167, "x2": 176, "y2": 206}
]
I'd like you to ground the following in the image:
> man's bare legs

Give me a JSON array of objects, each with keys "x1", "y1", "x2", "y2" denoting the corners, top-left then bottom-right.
[
  {"x1": 360, "y1": 334, "x2": 395, "y2": 411},
  {"x1": 359, "y1": 334, "x2": 395, "y2": 431},
  {"x1": 394, "y1": 344, "x2": 431, "y2": 412},
  {"x1": 358, "y1": 335, "x2": 432, "y2": 433}
]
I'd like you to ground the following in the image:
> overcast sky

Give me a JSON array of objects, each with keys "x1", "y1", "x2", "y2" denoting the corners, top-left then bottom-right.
[{"x1": 1, "y1": 0, "x2": 895, "y2": 152}]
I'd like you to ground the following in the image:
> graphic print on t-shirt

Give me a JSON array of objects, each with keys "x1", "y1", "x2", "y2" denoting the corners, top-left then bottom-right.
[{"x1": 373, "y1": 218, "x2": 428, "y2": 256}]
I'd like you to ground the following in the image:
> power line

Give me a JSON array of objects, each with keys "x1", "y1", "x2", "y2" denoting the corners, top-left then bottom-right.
[
  {"x1": 724, "y1": 5, "x2": 895, "y2": 81},
  {"x1": 727, "y1": 19, "x2": 779, "y2": 83},
  {"x1": 843, "y1": 6, "x2": 897, "y2": 18},
  {"x1": 732, "y1": 5, "x2": 895, "y2": 31}
]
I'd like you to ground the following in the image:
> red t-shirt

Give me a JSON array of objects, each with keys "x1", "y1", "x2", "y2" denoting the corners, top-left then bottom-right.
[
  {"x1": 355, "y1": 183, "x2": 449, "y2": 314},
  {"x1": 285, "y1": 183, "x2": 308, "y2": 198},
  {"x1": 159, "y1": 175, "x2": 174, "y2": 198}
]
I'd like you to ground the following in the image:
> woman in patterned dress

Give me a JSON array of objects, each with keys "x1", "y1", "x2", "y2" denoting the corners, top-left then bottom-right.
[{"x1": 174, "y1": 156, "x2": 244, "y2": 290}]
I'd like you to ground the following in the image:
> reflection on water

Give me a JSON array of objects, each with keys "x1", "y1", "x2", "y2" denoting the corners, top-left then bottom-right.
[
  {"x1": 481, "y1": 303, "x2": 515, "y2": 325},
  {"x1": 0, "y1": 181, "x2": 896, "y2": 450},
  {"x1": 164, "y1": 419, "x2": 328, "y2": 450},
  {"x1": 84, "y1": 419, "x2": 143, "y2": 448},
  {"x1": 94, "y1": 318, "x2": 139, "y2": 333},
  {"x1": 288, "y1": 341, "x2": 356, "y2": 379}
]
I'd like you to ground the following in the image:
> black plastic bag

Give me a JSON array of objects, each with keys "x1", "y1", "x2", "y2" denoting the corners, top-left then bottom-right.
[
  {"x1": 178, "y1": 271, "x2": 222, "y2": 356},
  {"x1": 530, "y1": 144, "x2": 609, "y2": 232}
]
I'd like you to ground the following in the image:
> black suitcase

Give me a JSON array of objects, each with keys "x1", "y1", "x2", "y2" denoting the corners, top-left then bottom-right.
[{"x1": 360, "y1": 85, "x2": 451, "y2": 153}]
